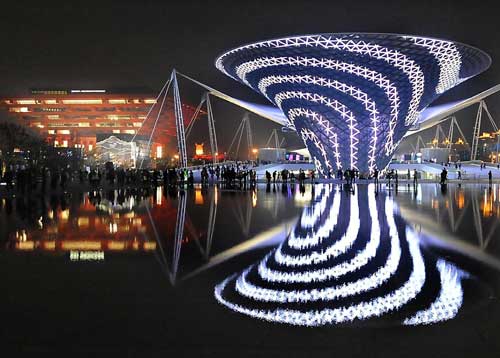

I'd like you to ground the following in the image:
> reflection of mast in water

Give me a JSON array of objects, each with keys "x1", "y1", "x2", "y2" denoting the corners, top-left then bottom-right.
[
  {"x1": 205, "y1": 186, "x2": 218, "y2": 259},
  {"x1": 171, "y1": 192, "x2": 187, "y2": 283},
  {"x1": 146, "y1": 190, "x2": 187, "y2": 285},
  {"x1": 233, "y1": 190, "x2": 254, "y2": 238},
  {"x1": 425, "y1": 185, "x2": 499, "y2": 251}
]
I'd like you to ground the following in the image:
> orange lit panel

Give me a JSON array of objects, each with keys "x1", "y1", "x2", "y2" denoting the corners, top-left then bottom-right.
[
  {"x1": 16, "y1": 241, "x2": 35, "y2": 250},
  {"x1": 143, "y1": 242, "x2": 157, "y2": 250},
  {"x1": 108, "y1": 241, "x2": 126, "y2": 250},
  {"x1": 61, "y1": 241, "x2": 102, "y2": 250},
  {"x1": 43, "y1": 241, "x2": 56, "y2": 250}
]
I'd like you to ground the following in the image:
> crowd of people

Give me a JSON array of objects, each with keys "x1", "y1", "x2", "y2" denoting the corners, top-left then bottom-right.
[
  {"x1": 1, "y1": 159, "x2": 499, "y2": 196},
  {"x1": 0, "y1": 162, "x2": 265, "y2": 194}
]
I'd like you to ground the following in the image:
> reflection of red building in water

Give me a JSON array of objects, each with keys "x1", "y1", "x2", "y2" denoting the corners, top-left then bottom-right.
[
  {"x1": 0, "y1": 88, "x2": 199, "y2": 158},
  {"x1": 4, "y1": 187, "x2": 203, "y2": 254}
]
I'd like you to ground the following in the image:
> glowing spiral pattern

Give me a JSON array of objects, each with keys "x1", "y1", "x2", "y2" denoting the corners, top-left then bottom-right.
[
  {"x1": 214, "y1": 184, "x2": 471, "y2": 326},
  {"x1": 216, "y1": 33, "x2": 490, "y2": 173}
]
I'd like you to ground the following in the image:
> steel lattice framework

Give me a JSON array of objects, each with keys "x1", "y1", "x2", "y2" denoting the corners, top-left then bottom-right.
[{"x1": 216, "y1": 33, "x2": 491, "y2": 173}]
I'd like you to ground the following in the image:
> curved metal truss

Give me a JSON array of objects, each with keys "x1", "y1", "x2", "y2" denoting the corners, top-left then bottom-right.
[{"x1": 216, "y1": 33, "x2": 491, "y2": 173}]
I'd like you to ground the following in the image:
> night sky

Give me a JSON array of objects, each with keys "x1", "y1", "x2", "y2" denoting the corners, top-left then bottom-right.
[{"x1": 1, "y1": 0, "x2": 499, "y2": 148}]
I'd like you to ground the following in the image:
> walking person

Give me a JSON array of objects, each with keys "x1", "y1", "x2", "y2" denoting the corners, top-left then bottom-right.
[
  {"x1": 489, "y1": 170, "x2": 493, "y2": 185},
  {"x1": 265, "y1": 170, "x2": 271, "y2": 185}
]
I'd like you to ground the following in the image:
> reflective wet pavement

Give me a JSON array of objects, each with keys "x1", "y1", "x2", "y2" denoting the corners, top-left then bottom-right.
[{"x1": 1, "y1": 183, "x2": 500, "y2": 356}]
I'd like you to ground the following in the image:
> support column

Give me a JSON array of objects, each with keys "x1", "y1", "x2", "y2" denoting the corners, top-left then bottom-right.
[
  {"x1": 172, "y1": 69, "x2": 188, "y2": 168},
  {"x1": 471, "y1": 101, "x2": 483, "y2": 161},
  {"x1": 206, "y1": 93, "x2": 219, "y2": 164}
]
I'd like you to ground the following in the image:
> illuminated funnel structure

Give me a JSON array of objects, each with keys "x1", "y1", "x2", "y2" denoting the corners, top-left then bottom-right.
[
  {"x1": 216, "y1": 33, "x2": 491, "y2": 173},
  {"x1": 215, "y1": 185, "x2": 473, "y2": 326}
]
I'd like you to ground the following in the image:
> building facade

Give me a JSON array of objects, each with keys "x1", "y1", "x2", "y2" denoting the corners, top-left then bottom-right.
[{"x1": 0, "y1": 88, "x2": 198, "y2": 160}]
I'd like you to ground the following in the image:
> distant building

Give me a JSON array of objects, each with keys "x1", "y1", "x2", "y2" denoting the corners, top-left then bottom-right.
[
  {"x1": 476, "y1": 131, "x2": 500, "y2": 162},
  {"x1": 421, "y1": 147, "x2": 450, "y2": 163},
  {"x1": 0, "y1": 88, "x2": 198, "y2": 159},
  {"x1": 258, "y1": 147, "x2": 286, "y2": 163}
]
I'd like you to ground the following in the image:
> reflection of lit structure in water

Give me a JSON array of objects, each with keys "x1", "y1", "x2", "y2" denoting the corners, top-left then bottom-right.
[
  {"x1": 400, "y1": 184, "x2": 500, "y2": 253},
  {"x1": 3, "y1": 186, "x2": 294, "y2": 286},
  {"x1": 215, "y1": 184, "x2": 475, "y2": 326},
  {"x1": 4, "y1": 188, "x2": 179, "y2": 253}
]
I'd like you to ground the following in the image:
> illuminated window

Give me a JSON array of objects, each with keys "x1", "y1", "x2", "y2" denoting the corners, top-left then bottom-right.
[
  {"x1": 34, "y1": 107, "x2": 65, "y2": 112},
  {"x1": 62, "y1": 140, "x2": 68, "y2": 147},
  {"x1": 78, "y1": 122, "x2": 90, "y2": 127},
  {"x1": 133, "y1": 122, "x2": 142, "y2": 127},
  {"x1": 107, "y1": 115, "x2": 131, "y2": 120},
  {"x1": 113, "y1": 129, "x2": 121, "y2": 134},
  {"x1": 138, "y1": 115, "x2": 147, "y2": 120},
  {"x1": 144, "y1": 99, "x2": 157, "y2": 104},
  {"x1": 156, "y1": 145, "x2": 163, "y2": 159},
  {"x1": 49, "y1": 123, "x2": 78, "y2": 127},
  {"x1": 32, "y1": 90, "x2": 68, "y2": 95},
  {"x1": 108, "y1": 99, "x2": 127, "y2": 104},
  {"x1": 58, "y1": 130, "x2": 71, "y2": 135},
  {"x1": 48, "y1": 130, "x2": 55, "y2": 134},
  {"x1": 54, "y1": 140, "x2": 59, "y2": 147},
  {"x1": 16, "y1": 99, "x2": 36, "y2": 105},
  {"x1": 44, "y1": 99, "x2": 58, "y2": 104},
  {"x1": 71, "y1": 89, "x2": 106, "y2": 93},
  {"x1": 132, "y1": 99, "x2": 141, "y2": 104},
  {"x1": 96, "y1": 123, "x2": 119, "y2": 127},
  {"x1": 47, "y1": 115, "x2": 60, "y2": 120},
  {"x1": 124, "y1": 130, "x2": 135, "y2": 134},
  {"x1": 9, "y1": 107, "x2": 29, "y2": 113},
  {"x1": 88, "y1": 144, "x2": 93, "y2": 151},
  {"x1": 62, "y1": 99, "x2": 103, "y2": 104},
  {"x1": 3, "y1": 100, "x2": 12, "y2": 104}
]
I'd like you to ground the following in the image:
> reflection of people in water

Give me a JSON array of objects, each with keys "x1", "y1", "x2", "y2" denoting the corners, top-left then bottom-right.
[{"x1": 440, "y1": 168, "x2": 448, "y2": 185}]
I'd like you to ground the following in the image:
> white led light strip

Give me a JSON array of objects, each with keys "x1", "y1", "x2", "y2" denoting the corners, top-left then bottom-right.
[
  {"x1": 405, "y1": 36, "x2": 462, "y2": 94},
  {"x1": 300, "y1": 128, "x2": 333, "y2": 175},
  {"x1": 259, "y1": 189, "x2": 386, "y2": 282},
  {"x1": 233, "y1": 56, "x2": 399, "y2": 155},
  {"x1": 291, "y1": 109, "x2": 342, "y2": 170},
  {"x1": 298, "y1": 186, "x2": 329, "y2": 229},
  {"x1": 226, "y1": 35, "x2": 423, "y2": 126},
  {"x1": 403, "y1": 259, "x2": 465, "y2": 325},
  {"x1": 235, "y1": 190, "x2": 402, "y2": 303},
  {"x1": 260, "y1": 75, "x2": 379, "y2": 172},
  {"x1": 276, "y1": 91, "x2": 359, "y2": 169},
  {"x1": 288, "y1": 189, "x2": 341, "y2": 249},
  {"x1": 272, "y1": 189, "x2": 360, "y2": 267},
  {"x1": 215, "y1": 225, "x2": 426, "y2": 326}
]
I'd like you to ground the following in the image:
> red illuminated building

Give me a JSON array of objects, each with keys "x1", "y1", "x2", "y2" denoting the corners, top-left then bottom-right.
[{"x1": 0, "y1": 88, "x2": 198, "y2": 159}]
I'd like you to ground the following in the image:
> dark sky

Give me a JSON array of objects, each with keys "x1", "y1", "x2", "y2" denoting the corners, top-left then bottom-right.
[{"x1": 1, "y1": 0, "x2": 499, "y2": 148}]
